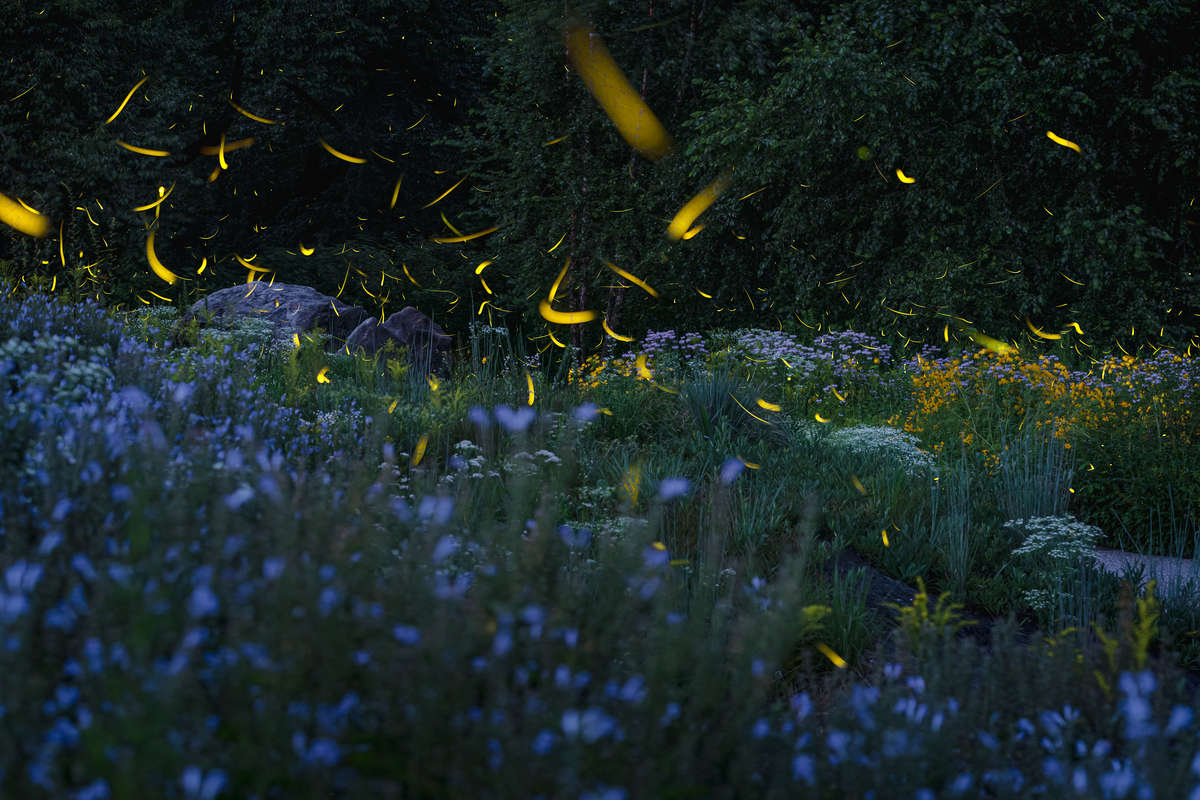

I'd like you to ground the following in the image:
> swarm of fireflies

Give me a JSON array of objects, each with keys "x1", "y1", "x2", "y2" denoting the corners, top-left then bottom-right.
[{"x1": 564, "y1": 22, "x2": 673, "y2": 161}]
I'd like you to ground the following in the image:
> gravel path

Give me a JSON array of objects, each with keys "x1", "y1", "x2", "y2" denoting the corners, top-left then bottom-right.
[{"x1": 1090, "y1": 548, "x2": 1200, "y2": 597}]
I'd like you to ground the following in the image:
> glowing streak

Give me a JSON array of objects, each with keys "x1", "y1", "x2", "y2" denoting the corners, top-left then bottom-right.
[
  {"x1": 816, "y1": 642, "x2": 847, "y2": 668},
  {"x1": 145, "y1": 230, "x2": 182, "y2": 284},
  {"x1": 390, "y1": 176, "x2": 402, "y2": 209},
  {"x1": 412, "y1": 434, "x2": 428, "y2": 466},
  {"x1": 146, "y1": 289, "x2": 172, "y2": 302},
  {"x1": 682, "y1": 224, "x2": 705, "y2": 240},
  {"x1": 197, "y1": 257, "x2": 207, "y2": 275},
  {"x1": 635, "y1": 354, "x2": 652, "y2": 380},
  {"x1": 549, "y1": 259, "x2": 569, "y2": 301},
  {"x1": 564, "y1": 23, "x2": 673, "y2": 161},
  {"x1": 1044, "y1": 207, "x2": 1054, "y2": 215},
  {"x1": 207, "y1": 166, "x2": 221, "y2": 182},
  {"x1": 75, "y1": 206, "x2": 99, "y2": 226},
  {"x1": 479, "y1": 277, "x2": 492, "y2": 294},
  {"x1": 832, "y1": 388, "x2": 846, "y2": 402},
  {"x1": 1066, "y1": 322, "x2": 1085, "y2": 335},
  {"x1": 543, "y1": 135, "x2": 569, "y2": 146},
  {"x1": 299, "y1": 243, "x2": 314, "y2": 255},
  {"x1": 696, "y1": 288, "x2": 712, "y2": 299},
  {"x1": 547, "y1": 232, "x2": 566, "y2": 253},
  {"x1": 975, "y1": 177, "x2": 1002, "y2": 200},
  {"x1": 667, "y1": 171, "x2": 732, "y2": 240},
  {"x1": 199, "y1": 137, "x2": 254, "y2": 156},
  {"x1": 116, "y1": 141, "x2": 170, "y2": 157},
  {"x1": 1025, "y1": 317, "x2": 1063, "y2": 340},
  {"x1": 105, "y1": 76, "x2": 149, "y2": 124},
  {"x1": 10, "y1": 83, "x2": 35, "y2": 101},
  {"x1": 236, "y1": 255, "x2": 271, "y2": 273},
  {"x1": 814, "y1": 413, "x2": 831, "y2": 423},
  {"x1": 603, "y1": 260, "x2": 658, "y2": 298},
  {"x1": 755, "y1": 398, "x2": 781, "y2": 412},
  {"x1": 430, "y1": 226, "x2": 498, "y2": 243},
  {"x1": 1060, "y1": 272, "x2": 1085, "y2": 286},
  {"x1": 216, "y1": 133, "x2": 230, "y2": 169},
  {"x1": 230, "y1": 100, "x2": 277, "y2": 125},
  {"x1": 388, "y1": 399, "x2": 399, "y2": 414},
  {"x1": 132, "y1": 182, "x2": 175, "y2": 212},
  {"x1": 475, "y1": 260, "x2": 492, "y2": 274},
  {"x1": 1046, "y1": 130, "x2": 1081, "y2": 153},
  {"x1": 539, "y1": 299, "x2": 596, "y2": 325},
  {"x1": 602, "y1": 318, "x2": 633, "y2": 342},
  {"x1": 318, "y1": 137, "x2": 366, "y2": 164},
  {"x1": 728, "y1": 393, "x2": 771, "y2": 425},
  {"x1": 738, "y1": 186, "x2": 767, "y2": 201},
  {"x1": 882, "y1": 529, "x2": 890, "y2": 547},
  {"x1": 547, "y1": 328, "x2": 566, "y2": 348},
  {"x1": 944, "y1": 323, "x2": 950, "y2": 342},
  {"x1": 525, "y1": 372, "x2": 536, "y2": 405},
  {"x1": 967, "y1": 329, "x2": 1017, "y2": 354},
  {"x1": 58, "y1": 220, "x2": 66, "y2": 268},
  {"x1": 0, "y1": 192, "x2": 51, "y2": 237},
  {"x1": 896, "y1": 168, "x2": 916, "y2": 183},
  {"x1": 402, "y1": 264, "x2": 421, "y2": 287},
  {"x1": 406, "y1": 113, "x2": 426, "y2": 130},
  {"x1": 422, "y1": 176, "x2": 466, "y2": 208},
  {"x1": 440, "y1": 212, "x2": 463, "y2": 236},
  {"x1": 852, "y1": 476, "x2": 867, "y2": 495}
]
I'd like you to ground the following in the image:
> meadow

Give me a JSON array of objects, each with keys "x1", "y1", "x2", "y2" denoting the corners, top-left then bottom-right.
[{"x1": 3, "y1": 285, "x2": 1200, "y2": 798}]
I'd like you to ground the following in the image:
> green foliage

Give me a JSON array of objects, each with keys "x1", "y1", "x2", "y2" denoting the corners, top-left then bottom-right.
[
  {"x1": 885, "y1": 576, "x2": 976, "y2": 661},
  {"x1": 681, "y1": 0, "x2": 1199, "y2": 349}
]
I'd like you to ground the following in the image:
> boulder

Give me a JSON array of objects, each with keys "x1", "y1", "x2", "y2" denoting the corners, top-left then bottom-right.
[
  {"x1": 345, "y1": 306, "x2": 453, "y2": 377},
  {"x1": 182, "y1": 283, "x2": 452, "y2": 376},
  {"x1": 183, "y1": 283, "x2": 370, "y2": 342}
]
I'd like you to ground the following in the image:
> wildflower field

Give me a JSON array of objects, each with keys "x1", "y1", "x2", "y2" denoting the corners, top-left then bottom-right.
[{"x1": 4, "y1": 287, "x2": 1200, "y2": 798}]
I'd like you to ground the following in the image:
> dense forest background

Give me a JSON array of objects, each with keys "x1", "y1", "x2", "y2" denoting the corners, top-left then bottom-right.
[{"x1": 2, "y1": 0, "x2": 1197, "y2": 358}]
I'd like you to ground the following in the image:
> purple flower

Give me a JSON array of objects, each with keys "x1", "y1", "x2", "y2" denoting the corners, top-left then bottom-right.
[
  {"x1": 180, "y1": 766, "x2": 227, "y2": 800},
  {"x1": 393, "y1": 625, "x2": 421, "y2": 645},
  {"x1": 719, "y1": 457, "x2": 745, "y2": 484},
  {"x1": 494, "y1": 405, "x2": 536, "y2": 432},
  {"x1": 573, "y1": 402, "x2": 600, "y2": 422},
  {"x1": 187, "y1": 585, "x2": 219, "y2": 618},
  {"x1": 657, "y1": 477, "x2": 691, "y2": 501}
]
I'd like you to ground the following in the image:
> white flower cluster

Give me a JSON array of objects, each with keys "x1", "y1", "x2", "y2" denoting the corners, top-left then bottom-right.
[
  {"x1": 1004, "y1": 515, "x2": 1105, "y2": 614},
  {"x1": 826, "y1": 424, "x2": 938, "y2": 476},
  {"x1": 1005, "y1": 515, "x2": 1103, "y2": 561}
]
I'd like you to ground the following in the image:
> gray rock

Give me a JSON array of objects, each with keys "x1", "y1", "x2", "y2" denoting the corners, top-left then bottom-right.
[
  {"x1": 182, "y1": 283, "x2": 452, "y2": 376},
  {"x1": 346, "y1": 306, "x2": 453, "y2": 377},
  {"x1": 183, "y1": 283, "x2": 370, "y2": 343}
]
